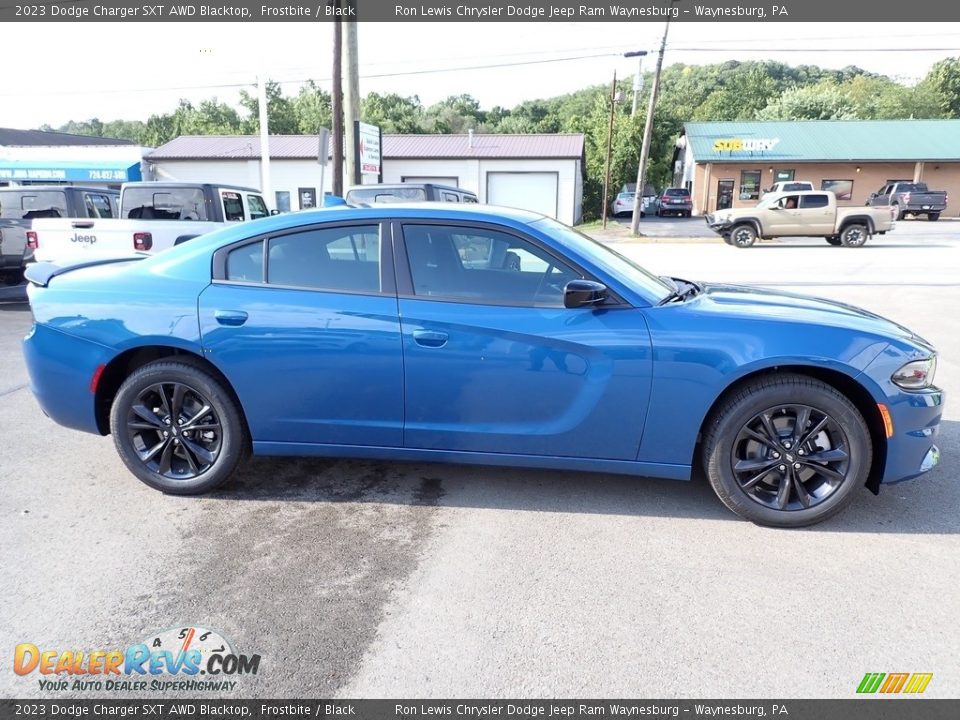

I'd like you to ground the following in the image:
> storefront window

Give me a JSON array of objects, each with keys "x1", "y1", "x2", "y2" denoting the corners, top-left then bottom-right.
[
  {"x1": 821, "y1": 179, "x2": 854, "y2": 201},
  {"x1": 739, "y1": 171, "x2": 762, "y2": 201}
]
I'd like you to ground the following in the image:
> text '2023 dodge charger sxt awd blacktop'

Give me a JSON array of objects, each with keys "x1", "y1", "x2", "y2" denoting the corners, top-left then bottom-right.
[{"x1": 23, "y1": 203, "x2": 943, "y2": 527}]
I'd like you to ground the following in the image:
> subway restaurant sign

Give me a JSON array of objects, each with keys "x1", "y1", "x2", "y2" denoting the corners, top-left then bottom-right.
[{"x1": 713, "y1": 137, "x2": 781, "y2": 152}]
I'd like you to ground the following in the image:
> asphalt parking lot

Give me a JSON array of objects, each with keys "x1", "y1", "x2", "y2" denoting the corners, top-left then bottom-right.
[{"x1": 1, "y1": 227, "x2": 958, "y2": 699}]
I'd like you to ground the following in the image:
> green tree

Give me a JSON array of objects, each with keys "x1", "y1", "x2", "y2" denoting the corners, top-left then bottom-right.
[
  {"x1": 757, "y1": 82, "x2": 858, "y2": 120},
  {"x1": 239, "y1": 80, "x2": 299, "y2": 134},
  {"x1": 920, "y1": 57, "x2": 960, "y2": 117},
  {"x1": 292, "y1": 81, "x2": 333, "y2": 134},
  {"x1": 361, "y1": 92, "x2": 424, "y2": 133}
]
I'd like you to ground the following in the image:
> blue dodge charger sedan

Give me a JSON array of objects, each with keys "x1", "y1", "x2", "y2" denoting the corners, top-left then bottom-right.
[{"x1": 23, "y1": 204, "x2": 943, "y2": 527}]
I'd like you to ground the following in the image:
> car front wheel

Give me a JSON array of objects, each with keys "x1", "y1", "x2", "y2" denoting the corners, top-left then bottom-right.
[
  {"x1": 110, "y1": 360, "x2": 249, "y2": 495},
  {"x1": 730, "y1": 224, "x2": 757, "y2": 248},
  {"x1": 702, "y1": 374, "x2": 871, "y2": 527}
]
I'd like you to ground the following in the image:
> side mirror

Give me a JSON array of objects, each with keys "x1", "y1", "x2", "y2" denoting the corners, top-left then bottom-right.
[
  {"x1": 868, "y1": 193, "x2": 877, "y2": 199},
  {"x1": 270, "y1": 209, "x2": 281, "y2": 216},
  {"x1": 564, "y1": 279, "x2": 607, "y2": 309}
]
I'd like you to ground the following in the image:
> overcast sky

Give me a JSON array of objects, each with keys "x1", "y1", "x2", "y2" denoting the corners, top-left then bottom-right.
[{"x1": 2, "y1": 21, "x2": 958, "y2": 130}]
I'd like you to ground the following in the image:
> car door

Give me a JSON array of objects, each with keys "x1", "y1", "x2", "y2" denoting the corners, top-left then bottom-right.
[
  {"x1": 198, "y1": 221, "x2": 405, "y2": 447},
  {"x1": 869, "y1": 185, "x2": 891, "y2": 207},
  {"x1": 759, "y1": 195, "x2": 801, "y2": 235},
  {"x1": 394, "y1": 220, "x2": 652, "y2": 460},
  {"x1": 796, "y1": 193, "x2": 834, "y2": 235}
]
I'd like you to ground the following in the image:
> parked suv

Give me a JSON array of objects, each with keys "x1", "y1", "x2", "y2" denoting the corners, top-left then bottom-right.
[
  {"x1": 656, "y1": 188, "x2": 693, "y2": 217},
  {"x1": 345, "y1": 183, "x2": 478, "y2": 204}
]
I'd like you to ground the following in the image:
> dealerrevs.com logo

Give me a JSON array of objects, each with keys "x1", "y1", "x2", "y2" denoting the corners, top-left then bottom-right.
[{"x1": 14, "y1": 626, "x2": 261, "y2": 692}]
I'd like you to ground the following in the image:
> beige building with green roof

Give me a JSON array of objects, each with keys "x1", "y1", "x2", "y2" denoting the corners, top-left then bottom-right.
[{"x1": 675, "y1": 120, "x2": 960, "y2": 217}]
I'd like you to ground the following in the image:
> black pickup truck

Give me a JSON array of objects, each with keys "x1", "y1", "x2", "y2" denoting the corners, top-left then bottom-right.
[
  {"x1": 867, "y1": 181, "x2": 948, "y2": 221},
  {"x1": 0, "y1": 185, "x2": 118, "y2": 282}
]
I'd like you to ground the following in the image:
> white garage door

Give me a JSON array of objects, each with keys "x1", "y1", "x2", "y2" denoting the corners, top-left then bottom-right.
[{"x1": 486, "y1": 172, "x2": 558, "y2": 219}]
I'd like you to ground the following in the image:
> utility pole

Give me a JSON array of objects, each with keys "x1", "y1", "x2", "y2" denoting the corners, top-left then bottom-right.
[
  {"x1": 331, "y1": 4, "x2": 344, "y2": 197},
  {"x1": 624, "y1": 50, "x2": 648, "y2": 116},
  {"x1": 343, "y1": 19, "x2": 360, "y2": 186},
  {"x1": 630, "y1": 7, "x2": 677, "y2": 235},
  {"x1": 601, "y1": 71, "x2": 620, "y2": 229},
  {"x1": 257, "y1": 73, "x2": 271, "y2": 205}
]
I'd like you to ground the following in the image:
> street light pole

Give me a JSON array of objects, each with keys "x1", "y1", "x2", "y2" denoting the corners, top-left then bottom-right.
[
  {"x1": 624, "y1": 50, "x2": 648, "y2": 116},
  {"x1": 630, "y1": 6, "x2": 677, "y2": 235}
]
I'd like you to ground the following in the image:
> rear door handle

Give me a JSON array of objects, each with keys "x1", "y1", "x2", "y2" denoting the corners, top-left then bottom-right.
[
  {"x1": 412, "y1": 329, "x2": 448, "y2": 348},
  {"x1": 214, "y1": 310, "x2": 248, "y2": 326}
]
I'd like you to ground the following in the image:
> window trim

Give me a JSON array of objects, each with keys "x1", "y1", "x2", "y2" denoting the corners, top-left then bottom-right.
[
  {"x1": 211, "y1": 220, "x2": 395, "y2": 297},
  {"x1": 391, "y1": 219, "x2": 628, "y2": 309}
]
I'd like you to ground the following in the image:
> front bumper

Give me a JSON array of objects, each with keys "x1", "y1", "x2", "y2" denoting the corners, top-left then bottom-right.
[{"x1": 881, "y1": 387, "x2": 944, "y2": 484}]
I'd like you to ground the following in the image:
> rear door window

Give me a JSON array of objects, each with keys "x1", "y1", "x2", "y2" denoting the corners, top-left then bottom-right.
[
  {"x1": 222, "y1": 192, "x2": 245, "y2": 222},
  {"x1": 84, "y1": 193, "x2": 115, "y2": 218},
  {"x1": 799, "y1": 194, "x2": 830, "y2": 209}
]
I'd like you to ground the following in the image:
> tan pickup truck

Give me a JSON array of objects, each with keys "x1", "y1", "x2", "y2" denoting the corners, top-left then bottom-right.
[{"x1": 706, "y1": 190, "x2": 894, "y2": 248}]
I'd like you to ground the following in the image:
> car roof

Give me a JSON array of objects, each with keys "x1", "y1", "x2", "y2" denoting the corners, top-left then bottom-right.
[
  {"x1": 0, "y1": 185, "x2": 118, "y2": 193},
  {"x1": 122, "y1": 182, "x2": 262, "y2": 193},
  {"x1": 347, "y1": 183, "x2": 473, "y2": 193}
]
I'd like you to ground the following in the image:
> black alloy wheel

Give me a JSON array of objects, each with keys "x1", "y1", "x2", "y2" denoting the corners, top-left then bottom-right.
[
  {"x1": 731, "y1": 404, "x2": 849, "y2": 511},
  {"x1": 110, "y1": 360, "x2": 248, "y2": 494},
  {"x1": 702, "y1": 374, "x2": 871, "y2": 527},
  {"x1": 126, "y1": 382, "x2": 222, "y2": 480}
]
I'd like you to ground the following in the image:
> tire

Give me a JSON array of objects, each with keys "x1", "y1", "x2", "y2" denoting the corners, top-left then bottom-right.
[
  {"x1": 840, "y1": 223, "x2": 868, "y2": 247},
  {"x1": 894, "y1": 205, "x2": 905, "y2": 221},
  {"x1": 928, "y1": 213, "x2": 940, "y2": 221},
  {"x1": 702, "y1": 374, "x2": 872, "y2": 527},
  {"x1": 730, "y1": 224, "x2": 758, "y2": 248},
  {"x1": 722, "y1": 235, "x2": 733, "y2": 245},
  {"x1": 109, "y1": 360, "x2": 249, "y2": 495},
  {"x1": 825, "y1": 237, "x2": 842, "y2": 246}
]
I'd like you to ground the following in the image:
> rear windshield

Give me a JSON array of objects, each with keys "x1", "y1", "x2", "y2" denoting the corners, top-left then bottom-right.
[
  {"x1": 122, "y1": 187, "x2": 208, "y2": 220},
  {"x1": 0, "y1": 190, "x2": 68, "y2": 219},
  {"x1": 780, "y1": 183, "x2": 812, "y2": 191},
  {"x1": 347, "y1": 187, "x2": 428, "y2": 203},
  {"x1": 664, "y1": 188, "x2": 689, "y2": 197},
  {"x1": 896, "y1": 183, "x2": 928, "y2": 192}
]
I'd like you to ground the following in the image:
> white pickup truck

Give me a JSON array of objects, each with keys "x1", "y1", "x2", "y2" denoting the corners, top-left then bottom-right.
[{"x1": 28, "y1": 183, "x2": 270, "y2": 263}]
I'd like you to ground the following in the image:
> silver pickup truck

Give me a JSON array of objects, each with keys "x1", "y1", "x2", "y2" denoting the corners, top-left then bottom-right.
[
  {"x1": 706, "y1": 190, "x2": 895, "y2": 248},
  {"x1": 867, "y1": 181, "x2": 948, "y2": 221}
]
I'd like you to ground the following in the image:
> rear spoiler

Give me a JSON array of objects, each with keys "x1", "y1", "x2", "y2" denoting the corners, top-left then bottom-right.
[{"x1": 24, "y1": 256, "x2": 148, "y2": 288}]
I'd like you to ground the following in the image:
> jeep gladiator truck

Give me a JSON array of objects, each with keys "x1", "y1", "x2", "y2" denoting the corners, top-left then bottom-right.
[
  {"x1": 28, "y1": 182, "x2": 269, "y2": 263},
  {"x1": 867, "y1": 181, "x2": 948, "y2": 221},
  {"x1": 0, "y1": 186, "x2": 118, "y2": 282},
  {"x1": 706, "y1": 190, "x2": 894, "y2": 248}
]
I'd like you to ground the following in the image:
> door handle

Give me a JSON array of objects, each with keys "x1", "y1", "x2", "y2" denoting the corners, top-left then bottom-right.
[
  {"x1": 214, "y1": 310, "x2": 248, "y2": 326},
  {"x1": 412, "y1": 329, "x2": 448, "y2": 348}
]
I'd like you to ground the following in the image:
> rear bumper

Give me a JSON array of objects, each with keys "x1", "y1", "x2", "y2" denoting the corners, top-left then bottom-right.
[{"x1": 23, "y1": 323, "x2": 110, "y2": 435}]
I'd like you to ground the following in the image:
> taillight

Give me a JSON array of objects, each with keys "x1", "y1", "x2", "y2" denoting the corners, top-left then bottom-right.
[
  {"x1": 26, "y1": 231, "x2": 38, "y2": 249},
  {"x1": 133, "y1": 232, "x2": 153, "y2": 251},
  {"x1": 903, "y1": 192, "x2": 911, "y2": 203}
]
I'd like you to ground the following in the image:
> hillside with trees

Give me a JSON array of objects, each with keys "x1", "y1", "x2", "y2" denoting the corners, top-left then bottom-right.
[{"x1": 40, "y1": 58, "x2": 960, "y2": 221}]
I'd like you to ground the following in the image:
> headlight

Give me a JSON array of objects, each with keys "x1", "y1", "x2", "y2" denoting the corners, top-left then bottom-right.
[{"x1": 891, "y1": 356, "x2": 937, "y2": 390}]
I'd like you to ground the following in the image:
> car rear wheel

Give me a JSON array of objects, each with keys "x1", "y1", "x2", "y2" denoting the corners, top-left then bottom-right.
[
  {"x1": 730, "y1": 224, "x2": 757, "y2": 248},
  {"x1": 928, "y1": 213, "x2": 940, "y2": 221},
  {"x1": 840, "y1": 224, "x2": 868, "y2": 247},
  {"x1": 702, "y1": 374, "x2": 871, "y2": 527},
  {"x1": 110, "y1": 360, "x2": 249, "y2": 495}
]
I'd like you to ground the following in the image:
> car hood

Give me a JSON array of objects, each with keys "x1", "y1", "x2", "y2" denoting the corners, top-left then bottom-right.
[{"x1": 691, "y1": 283, "x2": 931, "y2": 348}]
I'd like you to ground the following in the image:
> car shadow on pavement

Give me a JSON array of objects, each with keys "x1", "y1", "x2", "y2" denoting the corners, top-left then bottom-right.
[{"x1": 213, "y1": 419, "x2": 956, "y2": 534}]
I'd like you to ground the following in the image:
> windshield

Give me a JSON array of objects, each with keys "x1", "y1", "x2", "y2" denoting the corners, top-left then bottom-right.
[
  {"x1": 531, "y1": 217, "x2": 673, "y2": 304},
  {"x1": 664, "y1": 188, "x2": 689, "y2": 197}
]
